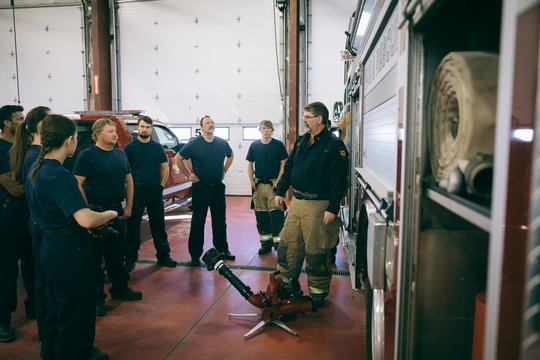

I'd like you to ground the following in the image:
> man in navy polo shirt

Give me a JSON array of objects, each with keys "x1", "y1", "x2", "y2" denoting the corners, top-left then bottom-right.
[
  {"x1": 124, "y1": 115, "x2": 176, "y2": 272},
  {"x1": 0, "y1": 105, "x2": 25, "y2": 342},
  {"x1": 174, "y1": 115, "x2": 235, "y2": 266},
  {"x1": 246, "y1": 120, "x2": 288, "y2": 255},
  {"x1": 73, "y1": 118, "x2": 142, "y2": 317}
]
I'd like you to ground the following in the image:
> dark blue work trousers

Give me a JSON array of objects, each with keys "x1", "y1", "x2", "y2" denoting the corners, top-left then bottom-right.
[
  {"x1": 88, "y1": 203, "x2": 130, "y2": 302},
  {"x1": 30, "y1": 220, "x2": 46, "y2": 342},
  {"x1": 40, "y1": 229, "x2": 95, "y2": 360},
  {"x1": 188, "y1": 182, "x2": 229, "y2": 259},
  {"x1": 42, "y1": 277, "x2": 95, "y2": 360},
  {"x1": 126, "y1": 186, "x2": 170, "y2": 262},
  {"x1": 0, "y1": 197, "x2": 35, "y2": 325}
]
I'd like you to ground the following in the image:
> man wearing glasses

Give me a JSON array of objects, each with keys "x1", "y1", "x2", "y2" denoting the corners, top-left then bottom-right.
[{"x1": 274, "y1": 102, "x2": 349, "y2": 309}]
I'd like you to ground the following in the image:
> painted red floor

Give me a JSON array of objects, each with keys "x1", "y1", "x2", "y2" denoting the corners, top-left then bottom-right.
[{"x1": 4, "y1": 197, "x2": 367, "y2": 360}]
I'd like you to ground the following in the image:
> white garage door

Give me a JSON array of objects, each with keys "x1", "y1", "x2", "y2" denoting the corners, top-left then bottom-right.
[
  {"x1": 117, "y1": 0, "x2": 282, "y2": 127},
  {"x1": 0, "y1": 5, "x2": 86, "y2": 114},
  {"x1": 117, "y1": 0, "x2": 282, "y2": 195}
]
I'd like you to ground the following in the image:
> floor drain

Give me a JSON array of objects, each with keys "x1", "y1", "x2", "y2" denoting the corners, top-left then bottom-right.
[{"x1": 138, "y1": 259, "x2": 350, "y2": 276}]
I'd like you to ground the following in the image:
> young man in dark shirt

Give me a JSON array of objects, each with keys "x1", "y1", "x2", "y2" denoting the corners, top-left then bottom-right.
[
  {"x1": 174, "y1": 115, "x2": 234, "y2": 266},
  {"x1": 0, "y1": 105, "x2": 26, "y2": 342},
  {"x1": 73, "y1": 118, "x2": 142, "y2": 317},
  {"x1": 124, "y1": 116, "x2": 176, "y2": 272},
  {"x1": 246, "y1": 120, "x2": 288, "y2": 254}
]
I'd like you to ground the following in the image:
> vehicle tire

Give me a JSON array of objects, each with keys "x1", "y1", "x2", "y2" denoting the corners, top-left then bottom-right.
[
  {"x1": 366, "y1": 279, "x2": 385, "y2": 360},
  {"x1": 358, "y1": 200, "x2": 385, "y2": 360},
  {"x1": 366, "y1": 279, "x2": 374, "y2": 360},
  {"x1": 355, "y1": 203, "x2": 369, "y2": 289}
]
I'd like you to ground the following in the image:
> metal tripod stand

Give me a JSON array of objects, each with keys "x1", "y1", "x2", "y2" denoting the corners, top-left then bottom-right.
[
  {"x1": 202, "y1": 248, "x2": 312, "y2": 340},
  {"x1": 228, "y1": 313, "x2": 298, "y2": 340}
]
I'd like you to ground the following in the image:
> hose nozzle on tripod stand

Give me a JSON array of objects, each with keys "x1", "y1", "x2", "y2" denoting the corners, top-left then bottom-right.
[
  {"x1": 202, "y1": 247, "x2": 255, "y2": 300},
  {"x1": 202, "y1": 248, "x2": 314, "y2": 321}
]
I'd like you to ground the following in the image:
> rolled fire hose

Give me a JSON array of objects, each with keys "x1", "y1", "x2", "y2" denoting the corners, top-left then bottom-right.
[
  {"x1": 427, "y1": 52, "x2": 498, "y2": 198},
  {"x1": 338, "y1": 111, "x2": 351, "y2": 142}
]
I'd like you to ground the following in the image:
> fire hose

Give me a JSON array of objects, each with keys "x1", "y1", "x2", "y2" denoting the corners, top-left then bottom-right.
[
  {"x1": 427, "y1": 51, "x2": 498, "y2": 198},
  {"x1": 202, "y1": 248, "x2": 314, "y2": 322}
]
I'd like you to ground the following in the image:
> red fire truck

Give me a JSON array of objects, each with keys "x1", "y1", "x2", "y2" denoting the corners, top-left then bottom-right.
[{"x1": 339, "y1": 0, "x2": 539, "y2": 359}]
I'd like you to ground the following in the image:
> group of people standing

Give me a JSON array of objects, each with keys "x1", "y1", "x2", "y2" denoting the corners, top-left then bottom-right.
[
  {"x1": 176, "y1": 102, "x2": 348, "y2": 309},
  {"x1": 0, "y1": 108, "x2": 177, "y2": 360},
  {"x1": 244, "y1": 102, "x2": 349, "y2": 308},
  {"x1": 0, "y1": 106, "x2": 115, "y2": 359},
  {"x1": 0, "y1": 101, "x2": 348, "y2": 359}
]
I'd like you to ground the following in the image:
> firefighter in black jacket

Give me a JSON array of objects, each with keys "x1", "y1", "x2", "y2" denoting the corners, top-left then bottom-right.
[{"x1": 275, "y1": 101, "x2": 348, "y2": 308}]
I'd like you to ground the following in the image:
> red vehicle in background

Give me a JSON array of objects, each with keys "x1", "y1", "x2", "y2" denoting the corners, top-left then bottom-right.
[{"x1": 65, "y1": 110, "x2": 192, "y2": 206}]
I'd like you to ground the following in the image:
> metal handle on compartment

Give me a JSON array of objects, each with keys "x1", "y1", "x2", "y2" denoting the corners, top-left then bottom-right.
[
  {"x1": 398, "y1": 0, "x2": 422, "y2": 29},
  {"x1": 357, "y1": 175, "x2": 391, "y2": 221}
]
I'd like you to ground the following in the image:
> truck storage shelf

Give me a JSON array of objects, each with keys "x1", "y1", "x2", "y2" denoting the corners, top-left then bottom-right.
[{"x1": 423, "y1": 176, "x2": 491, "y2": 232}]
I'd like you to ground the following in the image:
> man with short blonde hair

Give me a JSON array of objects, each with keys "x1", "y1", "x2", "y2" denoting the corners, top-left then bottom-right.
[
  {"x1": 246, "y1": 120, "x2": 288, "y2": 255},
  {"x1": 259, "y1": 120, "x2": 273, "y2": 130},
  {"x1": 73, "y1": 118, "x2": 141, "y2": 317},
  {"x1": 91, "y1": 118, "x2": 115, "y2": 142}
]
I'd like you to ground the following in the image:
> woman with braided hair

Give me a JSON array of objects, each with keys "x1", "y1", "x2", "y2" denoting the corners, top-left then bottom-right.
[
  {"x1": 8, "y1": 106, "x2": 50, "y2": 345},
  {"x1": 10, "y1": 106, "x2": 50, "y2": 184},
  {"x1": 26, "y1": 114, "x2": 114, "y2": 360}
]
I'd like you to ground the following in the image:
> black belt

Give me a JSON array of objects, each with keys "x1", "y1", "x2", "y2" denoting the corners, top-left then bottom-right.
[
  {"x1": 293, "y1": 189, "x2": 319, "y2": 200},
  {"x1": 197, "y1": 181, "x2": 221, "y2": 187},
  {"x1": 89, "y1": 202, "x2": 121, "y2": 207},
  {"x1": 89, "y1": 202, "x2": 123, "y2": 213},
  {"x1": 44, "y1": 224, "x2": 78, "y2": 235},
  {"x1": 255, "y1": 177, "x2": 275, "y2": 185}
]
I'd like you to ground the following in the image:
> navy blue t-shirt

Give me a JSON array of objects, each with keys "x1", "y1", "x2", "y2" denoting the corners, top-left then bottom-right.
[
  {"x1": 26, "y1": 159, "x2": 88, "y2": 230},
  {"x1": 73, "y1": 145, "x2": 132, "y2": 204},
  {"x1": 179, "y1": 136, "x2": 232, "y2": 184},
  {"x1": 21, "y1": 144, "x2": 41, "y2": 186},
  {"x1": 246, "y1": 138, "x2": 288, "y2": 179},
  {"x1": 124, "y1": 139, "x2": 167, "y2": 189},
  {"x1": 0, "y1": 138, "x2": 13, "y2": 203}
]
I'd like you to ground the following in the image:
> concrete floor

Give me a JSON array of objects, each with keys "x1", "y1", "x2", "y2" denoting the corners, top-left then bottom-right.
[{"x1": 3, "y1": 197, "x2": 367, "y2": 360}]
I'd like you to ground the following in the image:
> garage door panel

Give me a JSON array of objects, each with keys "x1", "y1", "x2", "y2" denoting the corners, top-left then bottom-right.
[
  {"x1": 0, "y1": 6, "x2": 85, "y2": 113},
  {"x1": 118, "y1": 0, "x2": 281, "y2": 126}
]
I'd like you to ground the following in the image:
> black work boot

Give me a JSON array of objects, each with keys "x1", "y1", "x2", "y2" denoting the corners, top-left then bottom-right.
[
  {"x1": 111, "y1": 287, "x2": 143, "y2": 301},
  {"x1": 157, "y1": 256, "x2": 177, "y2": 267},
  {"x1": 90, "y1": 346, "x2": 109, "y2": 360},
  {"x1": 258, "y1": 241, "x2": 273, "y2": 255},
  {"x1": 0, "y1": 324, "x2": 16, "y2": 342},
  {"x1": 311, "y1": 297, "x2": 327, "y2": 310},
  {"x1": 187, "y1": 258, "x2": 201, "y2": 267},
  {"x1": 279, "y1": 277, "x2": 303, "y2": 299}
]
